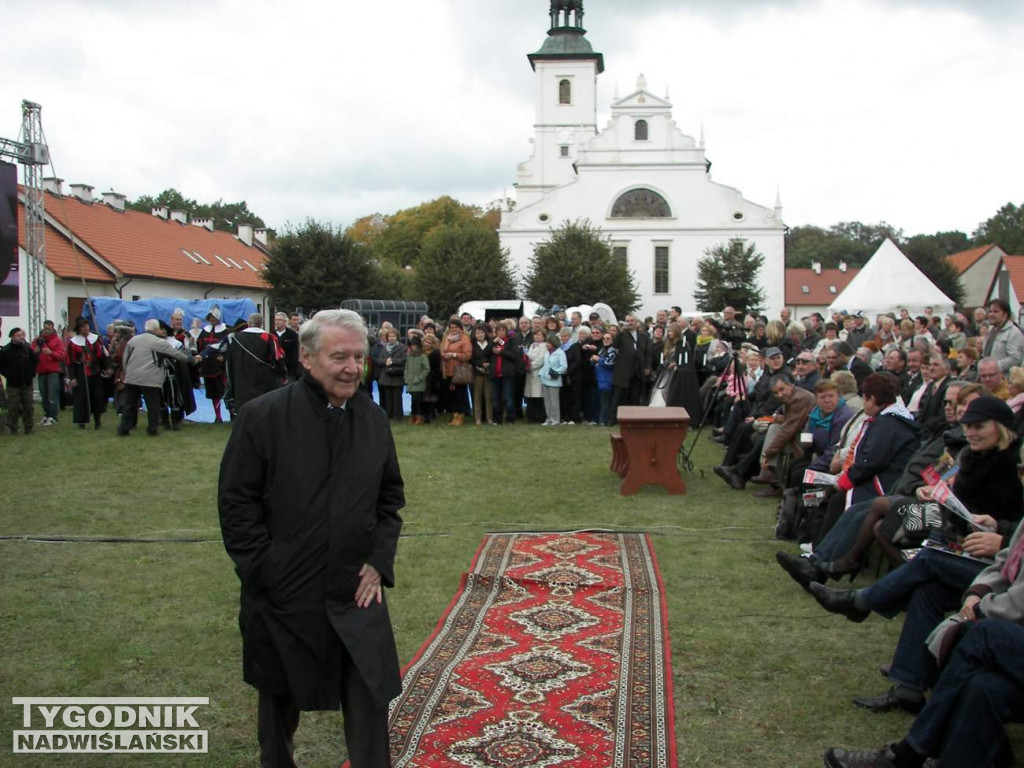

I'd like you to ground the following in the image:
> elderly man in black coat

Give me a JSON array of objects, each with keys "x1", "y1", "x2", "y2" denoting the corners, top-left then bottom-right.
[{"x1": 219, "y1": 308, "x2": 405, "y2": 768}]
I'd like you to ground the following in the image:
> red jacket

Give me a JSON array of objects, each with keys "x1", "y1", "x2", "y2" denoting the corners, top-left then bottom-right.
[{"x1": 32, "y1": 332, "x2": 66, "y2": 375}]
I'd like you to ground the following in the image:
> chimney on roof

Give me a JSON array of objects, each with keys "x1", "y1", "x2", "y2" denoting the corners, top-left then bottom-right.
[
  {"x1": 839, "y1": 261, "x2": 848, "y2": 273},
  {"x1": 69, "y1": 183, "x2": 93, "y2": 203},
  {"x1": 254, "y1": 227, "x2": 268, "y2": 247},
  {"x1": 812, "y1": 261, "x2": 821, "y2": 275},
  {"x1": 192, "y1": 217, "x2": 214, "y2": 232},
  {"x1": 101, "y1": 190, "x2": 126, "y2": 212},
  {"x1": 170, "y1": 209, "x2": 187, "y2": 224},
  {"x1": 42, "y1": 177, "x2": 64, "y2": 196},
  {"x1": 237, "y1": 223, "x2": 254, "y2": 247},
  {"x1": 152, "y1": 206, "x2": 169, "y2": 220}
]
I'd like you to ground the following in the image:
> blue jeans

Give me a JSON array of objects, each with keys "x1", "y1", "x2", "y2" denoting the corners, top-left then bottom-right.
[
  {"x1": 37, "y1": 372, "x2": 60, "y2": 420},
  {"x1": 811, "y1": 500, "x2": 872, "y2": 563},
  {"x1": 598, "y1": 388, "x2": 614, "y2": 425},
  {"x1": 907, "y1": 620, "x2": 1024, "y2": 766},
  {"x1": 861, "y1": 547, "x2": 985, "y2": 691}
]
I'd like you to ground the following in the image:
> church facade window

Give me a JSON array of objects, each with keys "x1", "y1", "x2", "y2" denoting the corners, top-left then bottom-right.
[
  {"x1": 635, "y1": 119, "x2": 648, "y2": 141},
  {"x1": 559, "y1": 79, "x2": 571, "y2": 104},
  {"x1": 654, "y1": 245, "x2": 670, "y2": 294},
  {"x1": 610, "y1": 188, "x2": 671, "y2": 218}
]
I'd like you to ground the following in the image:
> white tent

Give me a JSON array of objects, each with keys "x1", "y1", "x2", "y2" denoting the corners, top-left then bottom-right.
[{"x1": 828, "y1": 238, "x2": 955, "y2": 317}]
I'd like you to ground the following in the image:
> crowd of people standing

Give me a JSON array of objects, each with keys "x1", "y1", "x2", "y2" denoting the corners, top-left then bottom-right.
[{"x1": 0, "y1": 307, "x2": 300, "y2": 437}]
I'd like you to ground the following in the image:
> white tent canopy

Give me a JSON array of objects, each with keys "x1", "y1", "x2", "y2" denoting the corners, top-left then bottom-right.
[{"x1": 828, "y1": 238, "x2": 955, "y2": 317}]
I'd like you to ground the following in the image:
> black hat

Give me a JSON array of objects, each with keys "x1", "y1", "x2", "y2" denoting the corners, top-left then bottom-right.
[
  {"x1": 9, "y1": 326, "x2": 22, "y2": 338},
  {"x1": 959, "y1": 395, "x2": 1014, "y2": 429},
  {"x1": 73, "y1": 316, "x2": 90, "y2": 332},
  {"x1": 764, "y1": 346, "x2": 783, "y2": 358}
]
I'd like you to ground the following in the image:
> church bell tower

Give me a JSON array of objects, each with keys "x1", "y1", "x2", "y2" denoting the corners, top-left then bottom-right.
[{"x1": 514, "y1": 1, "x2": 604, "y2": 209}]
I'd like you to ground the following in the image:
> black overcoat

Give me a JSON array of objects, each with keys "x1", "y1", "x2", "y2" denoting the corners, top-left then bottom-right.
[{"x1": 218, "y1": 375, "x2": 405, "y2": 711}]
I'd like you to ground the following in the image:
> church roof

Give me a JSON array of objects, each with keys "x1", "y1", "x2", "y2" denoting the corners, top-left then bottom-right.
[{"x1": 529, "y1": 31, "x2": 604, "y2": 72}]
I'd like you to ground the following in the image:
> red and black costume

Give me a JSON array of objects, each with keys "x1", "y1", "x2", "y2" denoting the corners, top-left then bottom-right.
[{"x1": 66, "y1": 329, "x2": 109, "y2": 428}]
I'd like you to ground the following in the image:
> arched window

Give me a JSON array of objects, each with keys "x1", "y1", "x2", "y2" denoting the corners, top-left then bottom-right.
[
  {"x1": 634, "y1": 119, "x2": 648, "y2": 141},
  {"x1": 610, "y1": 189, "x2": 672, "y2": 218},
  {"x1": 558, "y1": 79, "x2": 571, "y2": 105}
]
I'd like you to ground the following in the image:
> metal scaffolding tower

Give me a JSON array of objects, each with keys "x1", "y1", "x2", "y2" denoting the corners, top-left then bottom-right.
[{"x1": 0, "y1": 100, "x2": 49, "y2": 334}]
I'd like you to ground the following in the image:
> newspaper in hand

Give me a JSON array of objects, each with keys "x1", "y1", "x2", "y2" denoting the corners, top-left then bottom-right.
[
  {"x1": 803, "y1": 469, "x2": 839, "y2": 487},
  {"x1": 931, "y1": 481, "x2": 994, "y2": 532}
]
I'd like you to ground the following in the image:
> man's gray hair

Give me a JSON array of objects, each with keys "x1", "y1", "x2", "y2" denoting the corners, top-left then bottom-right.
[
  {"x1": 249, "y1": 313, "x2": 264, "y2": 328},
  {"x1": 275, "y1": 311, "x2": 288, "y2": 321},
  {"x1": 144, "y1": 318, "x2": 160, "y2": 332},
  {"x1": 299, "y1": 309, "x2": 367, "y2": 355},
  {"x1": 171, "y1": 307, "x2": 185, "y2": 319}
]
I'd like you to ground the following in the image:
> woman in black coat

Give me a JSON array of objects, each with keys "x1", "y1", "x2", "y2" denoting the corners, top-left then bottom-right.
[{"x1": 659, "y1": 322, "x2": 701, "y2": 420}]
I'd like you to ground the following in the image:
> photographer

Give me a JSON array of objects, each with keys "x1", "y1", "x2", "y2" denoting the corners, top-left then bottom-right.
[{"x1": 709, "y1": 306, "x2": 747, "y2": 351}]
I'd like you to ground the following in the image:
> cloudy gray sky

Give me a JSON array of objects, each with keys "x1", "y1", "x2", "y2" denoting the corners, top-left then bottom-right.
[{"x1": 2, "y1": 0, "x2": 1021, "y2": 237}]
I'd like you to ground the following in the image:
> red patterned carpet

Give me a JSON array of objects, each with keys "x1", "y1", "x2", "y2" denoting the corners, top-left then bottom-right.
[{"x1": 386, "y1": 531, "x2": 677, "y2": 767}]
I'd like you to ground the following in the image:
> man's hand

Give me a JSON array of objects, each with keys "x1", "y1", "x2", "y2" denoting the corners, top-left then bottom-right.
[{"x1": 355, "y1": 563, "x2": 382, "y2": 608}]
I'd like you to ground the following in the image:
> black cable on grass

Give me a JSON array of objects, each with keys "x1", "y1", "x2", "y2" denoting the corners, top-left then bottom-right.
[{"x1": 0, "y1": 532, "x2": 451, "y2": 544}]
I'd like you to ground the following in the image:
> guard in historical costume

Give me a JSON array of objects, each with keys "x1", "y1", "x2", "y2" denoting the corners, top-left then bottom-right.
[
  {"x1": 225, "y1": 312, "x2": 287, "y2": 415},
  {"x1": 66, "y1": 316, "x2": 110, "y2": 429},
  {"x1": 197, "y1": 306, "x2": 230, "y2": 423},
  {"x1": 219, "y1": 309, "x2": 404, "y2": 768}
]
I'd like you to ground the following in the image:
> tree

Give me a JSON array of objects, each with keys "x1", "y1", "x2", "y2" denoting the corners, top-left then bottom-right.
[
  {"x1": 367, "y1": 196, "x2": 485, "y2": 267},
  {"x1": 523, "y1": 219, "x2": 640, "y2": 319},
  {"x1": 785, "y1": 221, "x2": 902, "y2": 269},
  {"x1": 127, "y1": 188, "x2": 272, "y2": 236},
  {"x1": 974, "y1": 202, "x2": 1024, "y2": 254},
  {"x1": 903, "y1": 232, "x2": 967, "y2": 306},
  {"x1": 693, "y1": 239, "x2": 766, "y2": 314},
  {"x1": 263, "y1": 219, "x2": 395, "y2": 313},
  {"x1": 413, "y1": 224, "x2": 518, "y2": 321}
]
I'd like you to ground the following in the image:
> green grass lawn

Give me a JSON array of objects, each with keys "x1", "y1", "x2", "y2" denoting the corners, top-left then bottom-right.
[{"x1": 0, "y1": 414, "x2": 986, "y2": 766}]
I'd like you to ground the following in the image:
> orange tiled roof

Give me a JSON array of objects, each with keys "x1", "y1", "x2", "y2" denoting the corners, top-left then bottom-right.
[
  {"x1": 17, "y1": 203, "x2": 115, "y2": 283},
  {"x1": 785, "y1": 267, "x2": 860, "y2": 306},
  {"x1": 947, "y1": 245, "x2": 994, "y2": 275},
  {"x1": 1002, "y1": 255, "x2": 1024, "y2": 303},
  {"x1": 37, "y1": 191, "x2": 270, "y2": 290}
]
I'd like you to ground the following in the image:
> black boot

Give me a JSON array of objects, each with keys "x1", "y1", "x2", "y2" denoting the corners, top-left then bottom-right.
[
  {"x1": 775, "y1": 551, "x2": 826, "y2": 591},
  {"x1": 809, "y1": 582, "x2": 870, "y2": 622}
]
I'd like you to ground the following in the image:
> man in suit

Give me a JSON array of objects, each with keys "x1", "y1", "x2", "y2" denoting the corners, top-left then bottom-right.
[
  {"x1": 916, "y1": 354, "x2": 953, "y2": 440},
  {"x1": 612, "y1": 314, "x2": 651, "y2": 410},
  {"x1": 836, "y1": 341, "x2": 872, "y2": 389},
  {"x1": 900, "y1": 348, "x2": 925, "y2": 406}
]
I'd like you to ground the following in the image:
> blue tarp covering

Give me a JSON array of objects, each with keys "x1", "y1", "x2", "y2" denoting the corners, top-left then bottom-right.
[{"x1": 82, "y1": 297, "x2": 258, "y2": 333}]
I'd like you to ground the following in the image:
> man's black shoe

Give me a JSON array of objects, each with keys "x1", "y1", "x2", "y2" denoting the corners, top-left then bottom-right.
[
  {"x1": 852, "y1": 686, "x2": 925, "y2": 714},
  {"x1": 809, "y1": 582, "x2": 870, "y2": 623},
  {"x1": 712, "y1": 465, "x2": 734, "y2": 483},
  {"x1": 775, "y1": 551, "x2": 825, "y2": 591}
]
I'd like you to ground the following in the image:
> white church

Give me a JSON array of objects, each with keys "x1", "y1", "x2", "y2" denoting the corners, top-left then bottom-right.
[{"x1": 499, "y1": 1, "x2": 786, "y2": 317}]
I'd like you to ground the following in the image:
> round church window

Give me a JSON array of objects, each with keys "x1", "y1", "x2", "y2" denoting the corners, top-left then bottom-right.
[
  {"x1": 610, "y1": 189, "x2": 671, "y2": 218},
  {"x1": 538, "y1": 213, "x2": 550, "y2": 223},
  {"x1": 733, "y1": 212, "x2": 745, "y2": 221}
]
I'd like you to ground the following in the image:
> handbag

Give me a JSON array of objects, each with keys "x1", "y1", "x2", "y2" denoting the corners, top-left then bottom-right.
[{"x1": 451, "y1": 362, "x2": 473, "y2": 386}]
